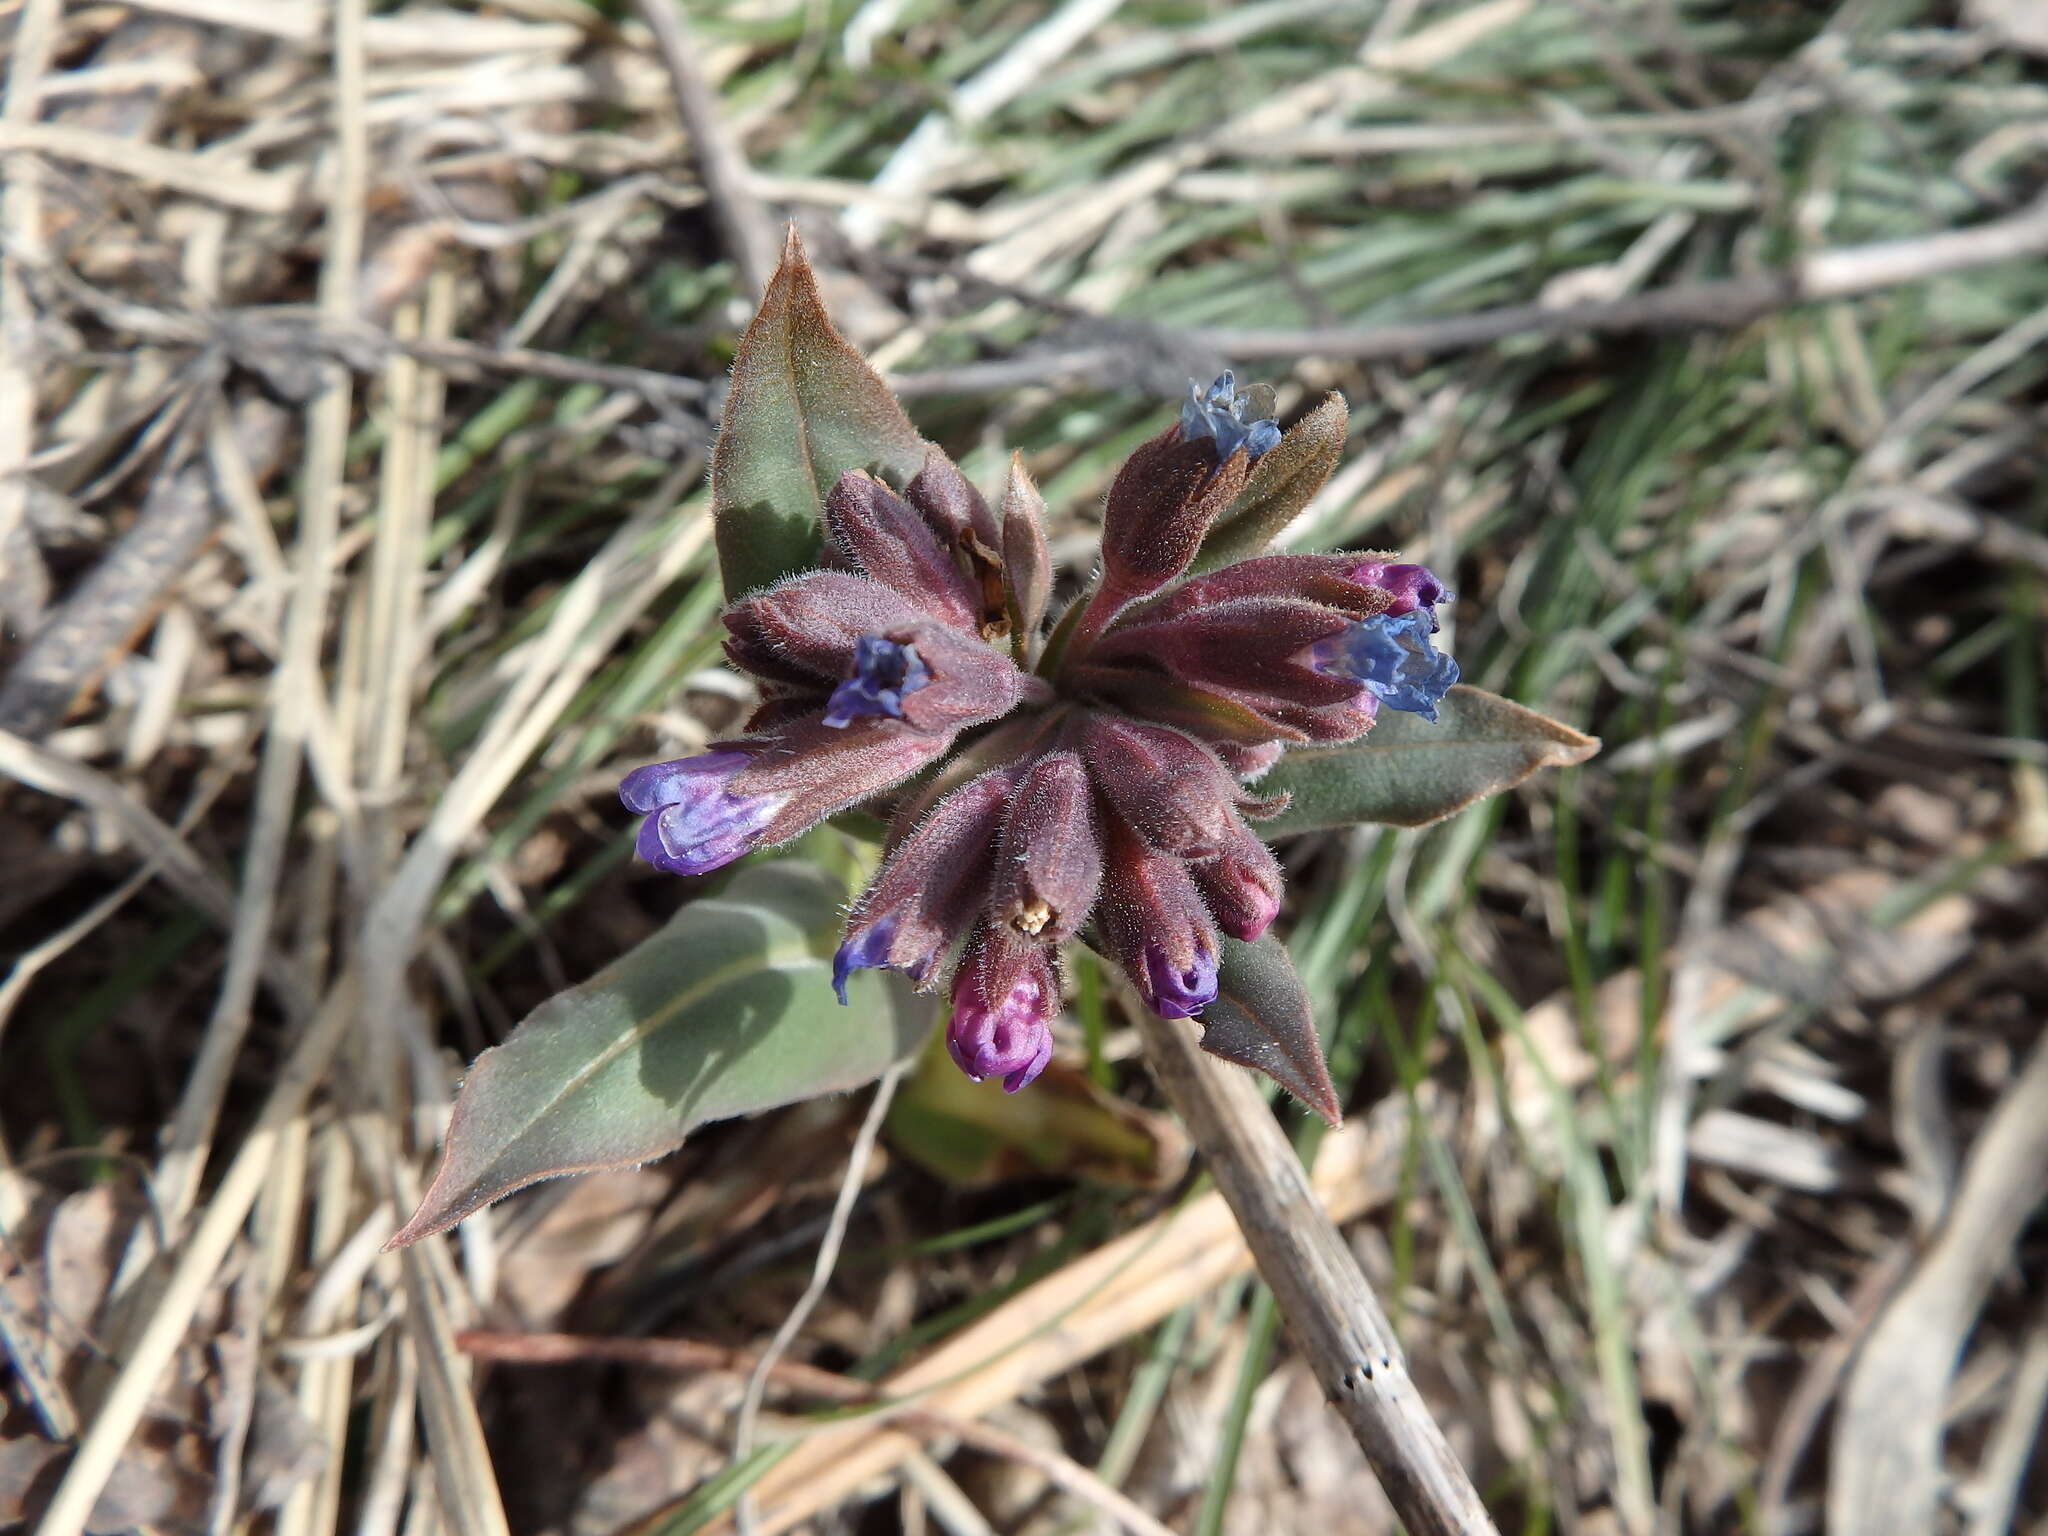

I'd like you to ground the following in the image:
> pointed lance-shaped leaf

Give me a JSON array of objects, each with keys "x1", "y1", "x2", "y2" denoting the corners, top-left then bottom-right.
[
  {"x1": 1256, "y1": 684, "x2": 1600, "y2": 835},
  {"x1": 1197, "y1": 933, "x2": 1340, "y2": 1126},
  {"x1": 1000, "y1": 455, "x2": 1053, "y2": 659},
  {"x1": 712, "y1": 228, "x2": 930, "y2": 599},
  {"x1": 387, "y1": 863, "x2": 930, "y2": 1247},
  {"x1": 1193, "y1": 392, "x2": 1348, "y2": 572}
]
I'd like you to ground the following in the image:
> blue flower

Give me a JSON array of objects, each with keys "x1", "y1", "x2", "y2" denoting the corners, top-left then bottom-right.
[
  {"x1": 832, "y1": 914, "x2": 902, "y2": 1005},
  {"x1": 1310, "y1": 608, "x2": 1460, "y2": 722},
  {"x1": 822, "y1": 635, "x2": 932, "y2": 728},
  {"x1": 620, "y1": 750, "x2": 786, "y2": 875},
  {"x1": 1179, "y1": 371, "x2": 1283, "y2": 462}
]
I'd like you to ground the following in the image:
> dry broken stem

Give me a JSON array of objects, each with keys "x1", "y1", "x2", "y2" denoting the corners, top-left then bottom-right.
[{"x1": 1136, "y1": 1007, "x2": 1501, "y2": 1536}]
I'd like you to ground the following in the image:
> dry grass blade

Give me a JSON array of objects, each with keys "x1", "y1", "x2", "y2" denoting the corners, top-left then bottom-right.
[
  {"x1": 1830, "y1": 1033, "x2": 2048, "y2": 1536},
  {"x1": 32, "y1": 980, "x2": 357, "y2": 1536},
  {"x1": 719, "y1": 1105, "x2": 1411, "y2": 1533}
]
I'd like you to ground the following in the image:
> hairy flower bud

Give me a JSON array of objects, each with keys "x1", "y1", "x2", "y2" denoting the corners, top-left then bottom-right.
[
  {"x1": 908, "y1": 446, "x2": 1007, "y2": 629},
  {"x1": 835, "y1": 769, "x2": 1014, "y2": 1001},
  {"x1": 1193, "y1": 822, "x2": 1284, "y2": 942},
  {"x1": 1095, "y1": 822, "x2": 1221, "y2": 1020},
  {"x1": 723, "y1": 571, "x2": 925, "y2": 690},
  {"x1": 621, "y1": 749, "x2": 787, "y2": 876},
  {"x1": 1096, "y1": 430, "x2": 1250, "y2": 606},
  {"x1": 994, "y1": 752, "x2": 1103, "y2": 942},
  {"x1": 1000, "y1": 455, "x2": 1053, "y2": 650},
  {"x1": 1080, "y1": 715, "x2": 1242, "y2": 859},
  {"x1": 1213, "y1": 739, "x2": 1287, "y2": 781},
  {"x1": 877, "y1": 620, "x2": 1030, "y2": 734},
  {"x1": 947, "y1": 926, "x2": 1058, "y2": 1091},
  {"x1": 825, "y1": 471, "x2": 981, "y2": 632},
  {"x1": 1308, "y1": 608, "x2": 1460, "y2": 721}
]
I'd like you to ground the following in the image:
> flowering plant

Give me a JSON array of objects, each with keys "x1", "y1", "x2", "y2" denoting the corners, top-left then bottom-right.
[{"x1": 392, "y1": 234, "x2": 1595, "y2": 1244}]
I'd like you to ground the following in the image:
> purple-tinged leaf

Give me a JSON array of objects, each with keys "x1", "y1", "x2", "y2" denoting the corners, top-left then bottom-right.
[
  {"x1": 387, "y1": 863, "x2": 929, "y2": 1247},
  {"x1": 1197, "y1": 934, "x2": 1340, "y2": 1127},
  {"x1": 712, "y1": 228, "x2": 930, "y2": 600},
  {"x1": 1193, "y1": 392, "x2": 1348, "y2": 571},
  {"x1": 1258, "y1": 684, "x2": 1600, "y2": 834}
]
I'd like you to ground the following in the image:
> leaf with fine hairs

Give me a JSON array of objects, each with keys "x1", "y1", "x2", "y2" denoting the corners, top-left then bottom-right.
[
  {"x1": 712, "y1": 227, "x2": 930, "y2": 599},
  {"x1": 1197, "y1": 935, "x2": 1341, "y2": 1126},
  {"x1": 388, "y1": 863, "x2": 930, "y2": 1247},
  {"x1": 1256, "y1": 685, "x2": 1599, "y2": 835},
  {"x1": 1192, "y1": 392, "x2": 1348, "y2": 571}
]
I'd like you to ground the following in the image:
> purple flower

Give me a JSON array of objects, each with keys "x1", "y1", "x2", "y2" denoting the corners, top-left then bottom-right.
[
  {"x1": 1139, "y1": 938, "x2": 1219, "y2": 1020},
  {"x1": 823, "y1": 634, "x2": 932, "y2": 728},
  {"x1": 1179, "y1": 371, "x2": 1283, "y2": 462},
  {"x1": 620, "y1": 750, "x2": 786, "y2": 876},
  {"x1": 1309, "y1": 609, "x2": 1460, "y2": 722},
  {"x1": 1342, "y1": 560, "x2": 1453, "y2": 628},
  {"x1": 625, "y1": 356, "x2": 1468, "y2": 1098},
  {"x1": 947, "y1": 935, "x2": 1057, "y2": 1092}
]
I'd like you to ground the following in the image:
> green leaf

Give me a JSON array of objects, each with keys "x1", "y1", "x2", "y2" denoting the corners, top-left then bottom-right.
[
  {"x1": 1192, "y1": 392, "x2": 1347, "y2": 571},
  {"x1": 1198, "y1": 935, "x2": 1340, "y2": 1126},
  {"x1": 711, "y1": 228, "x2": 930, "y2": 599},
  {"x1": 1257, "y1": 684, "x2": 1600, "y2": 835},
  {"x1": 388, "y1": 863, "x2": 930, "y2": 1246},
  {"x1": 884, "y1": 1034, "x2": 1186, "y2": 1188}
]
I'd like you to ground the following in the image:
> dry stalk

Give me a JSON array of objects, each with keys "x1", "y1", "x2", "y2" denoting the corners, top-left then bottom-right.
[{"x1": 1134, "y1": 1009, "x2": 1500, "y2": 1536}]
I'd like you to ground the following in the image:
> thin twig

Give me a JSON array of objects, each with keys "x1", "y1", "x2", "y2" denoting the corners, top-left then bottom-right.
[
  {"x1": 1134, "y1": 1010, "x2": 1501, "y2": 1536},
  {"x1": 890, "y1": 194, "x2": 2048, "y2": 395},
  {"x1": 634, "y1": 0, "x2": 779, "y2": 302},
  {"x1": 733, "y1": 1060, "x2": 908, "y2": 1535}
]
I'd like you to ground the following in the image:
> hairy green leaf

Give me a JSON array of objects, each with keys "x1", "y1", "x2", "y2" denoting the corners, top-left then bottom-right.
[
  {"x1": 1193, "y1": 392, "x2": 1347, "y2": 571},
  {"x1": 711, "y1": 228, "x2": 930, "y2": 599},
  {"x1": 389, "y1": 863, "x2": 929, "y2": 1246},
  {"x1": 1258, "y1": 684, "x2": 1600, "y2": 835},
  {"x1": 1197, "y1": 935, "x2": 1340, "y2": 1126}
]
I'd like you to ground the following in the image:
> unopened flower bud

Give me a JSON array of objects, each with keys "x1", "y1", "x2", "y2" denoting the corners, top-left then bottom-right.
[
  {"x1": 823, "y1": 634, "x2": 931, "y2": 728},
  {"x1": 1000, "y1": 456, "x2": 1053, "y2": 648},
  {"x1": 835, "y1": 770, "x2": 1014, "y2": 1001},
  {"x1": 1308, "y1": 608, "x2": 1460, "y2": 721},
  {"x1": 1213, "y1": 739, "x2": 1287, "y2": 780},
  {"x1": 621, "y1": 749, "x2": 786, "y2": 876},
  {"x1": 947, "y1": 927, "x2": 1058, "y2": 1091},
  {"x1": 825, "y1": 471, "x2": 981, "y2": 631},
  {"x1": 881, "y1": 620, "x2": 1031, "y2": 735},
  {"x1": 723, "y1": 571, "x2": 923, "y2": 689},
  {"x1": 1081, "y1": 715, "x2": 1246, "y2": 860},
  {"x1": 1193, "y1": 824, "x2": 1283, "y2": 942},
  {"x1": 1095, "y1": 823, "x2": 1221, "y2": 1020},
  {"x1": 1096, "y1": 429, "x2": 1249, "y2": 606},
  {"x1": 994, "y1": 752, "x2": 1103, "y2": 942},
  {"x1": 908, "y1": 446, "x2": 1007, "y2": 628}
]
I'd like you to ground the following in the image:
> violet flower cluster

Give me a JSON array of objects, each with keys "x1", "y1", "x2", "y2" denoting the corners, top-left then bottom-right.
[{"x1": 621, "y1": 375, "x2": 1456, "y2": 1093}]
